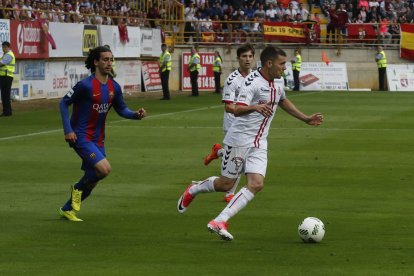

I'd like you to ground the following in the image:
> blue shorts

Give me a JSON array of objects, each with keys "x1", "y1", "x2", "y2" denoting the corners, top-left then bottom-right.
[{"x1": 72, "y1": 141, "x2": 106, "y2": 171}]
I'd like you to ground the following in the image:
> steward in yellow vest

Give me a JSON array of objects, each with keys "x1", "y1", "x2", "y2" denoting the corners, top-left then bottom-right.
[
  {"x1": 159, "y1": 44, "x2": 172, "y2": 100},
  {"x1": 375, "y1": 46, "x2": 387, "y2": 91},
  {"x1": 0, "y1": 41, "x2": 15, "y2": 116},
  {"x1": 291, "y1": 48, "x2": 302, "y2": 91},
  {"x1": 213, "y1": 51, "x2": 222, "y2": 94},
  {"x1": 189, "y1": 47, "x2": 200, "y2": 96}
]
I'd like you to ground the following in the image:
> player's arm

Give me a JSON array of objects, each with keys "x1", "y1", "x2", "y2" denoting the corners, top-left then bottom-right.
[
  {"x1": 278, "y1": 98, "x2": 324, "y2": 126},
  {"x1": 233, "y1": 82, "x2": 273, "y2": 117},
  {"x1": 112, "y1": 86, "x2": 146, "y2": 120},
  {"x1": 233, "y1": 102, "x2": 273, "y2": 117},
  {"x1": 59, "y1": 86, "x2": 80, "y2": 144},
  {"x1": 222, "y1": 78, "x2": 238, "y2": 114}
]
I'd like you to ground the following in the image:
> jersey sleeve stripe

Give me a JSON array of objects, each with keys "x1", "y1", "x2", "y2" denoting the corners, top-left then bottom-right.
[{"x1": 235, "y1": 102, "x2": 248, "y2": 106}]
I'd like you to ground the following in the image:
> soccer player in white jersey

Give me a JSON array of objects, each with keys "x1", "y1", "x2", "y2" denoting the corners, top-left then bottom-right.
[
  {"x1": 203, "y1": 44, "x2": 255, "y2": 203},
  {"x1": 177, "y1": 46, "x2": 324, "y2": 241}
]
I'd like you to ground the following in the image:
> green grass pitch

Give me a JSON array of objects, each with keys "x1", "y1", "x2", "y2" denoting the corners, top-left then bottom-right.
[{"x1": 0, "y1": 91, "x2": 413, "y2": 275}]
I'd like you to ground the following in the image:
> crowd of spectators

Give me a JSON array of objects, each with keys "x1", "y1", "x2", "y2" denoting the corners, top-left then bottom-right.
[
  {"x1": 0, "y1": 0, "x2": 153, "y2": 27},
  {"x1": 0, "y1": 0, "x2": 413, "y2": 44}
]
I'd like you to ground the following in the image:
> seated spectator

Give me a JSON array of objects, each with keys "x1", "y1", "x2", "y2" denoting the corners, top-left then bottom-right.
[
  {"x1": 354, "y1": 13, "x2": 365, "y2": 23},
  {"x1": 388, "y1": 17, "x2": 400, "y2": 43},
  {"x1": 201, "y1": 14, "x2": 213, "y2": 32},
  {"x1": 379, "y1": 16, "x2": 392, "y2": 44},
  {"x1": 21, "y1": 0, "x2": 32, "y2": 20},
  {"x1": 284, "y1": 3, "x2": 297, "y2": 21},
  {"x1": 290, "y1": 0, "x2": 299, "y2": 10},
  {"x1": 275, "y1": 3, "x2": 286, "y2": 21},
  {"x1": 266, "y1": 3, "x2": 278, "y2": 21},
  {"x1": 359, "y1": 0, "x2": 369, "y2": 9},
  {"x1": 244, "y1": 3, "x2": 255, "y2": 19},
  {"x1": 253, "y1": 4, "x2": 266, "y2": 19},
  {"x1": 298, "y1": 3, "x2": 310, "y2": 21},
  {"x1": 359, "y1": 6, "x2": 368, "y2": 22},
  {"x1": 240, "y1": 14, "x2": 251, "y2": 32},
  {"x1": 211, "y1": 2, "x2": 223, "y2": 18}
]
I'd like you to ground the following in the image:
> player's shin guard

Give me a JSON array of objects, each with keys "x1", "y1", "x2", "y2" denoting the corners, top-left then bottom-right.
[
  {"x1": 189, "y1": 176, "x2": 217, "y2": 196},
  {"x1": 215, "y1": 187, "x2": 254, "y2": 222}
]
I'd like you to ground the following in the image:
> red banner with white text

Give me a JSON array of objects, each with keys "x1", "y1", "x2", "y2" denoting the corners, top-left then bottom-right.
[
  {"x1": 181, "y1": 52, "x2": 215, "y2": 91},
  {"x1": 10, "y1": 20, "x2": 49, "y2": 59}
]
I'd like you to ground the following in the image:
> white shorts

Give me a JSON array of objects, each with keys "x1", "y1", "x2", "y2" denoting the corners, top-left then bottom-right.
[{"x1": 221, "y1": 144, "x2": 268, "y2": 178}]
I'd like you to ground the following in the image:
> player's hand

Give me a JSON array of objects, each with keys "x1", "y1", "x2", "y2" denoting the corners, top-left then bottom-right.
[
  {"x1": 256, "y1": 102, "x2": 273, "y2": 118},
  {"x1": 306, "y1": 113, "x2": 324, "y2": 126},
  {"x1": 65, "y1": 132, "x2": 77, "y2": 144},
  {"x1": 136, "y1": 108, "x2": 147, "y2": 119}
]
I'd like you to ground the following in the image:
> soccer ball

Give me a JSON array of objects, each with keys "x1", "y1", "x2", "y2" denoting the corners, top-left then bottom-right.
[{"x1": 298, "y1": 217, "x2": 325, "y2": 243}]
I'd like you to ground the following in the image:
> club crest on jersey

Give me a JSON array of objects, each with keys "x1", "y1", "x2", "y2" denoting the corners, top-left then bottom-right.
[
  {"x1": 231, "y1": 157, "x2": 244, "y2": 172},
  {"x1": 93, "y1": 103, "x2": 110, "y2": 113},
  {"x1": 109, "y1": 90, "x2": 114, "y2": 99}
]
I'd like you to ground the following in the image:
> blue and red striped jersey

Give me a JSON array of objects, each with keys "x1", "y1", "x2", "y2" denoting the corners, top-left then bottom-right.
[{"x1": 60, "y1": 74, "x2": 138, "y2": 146}]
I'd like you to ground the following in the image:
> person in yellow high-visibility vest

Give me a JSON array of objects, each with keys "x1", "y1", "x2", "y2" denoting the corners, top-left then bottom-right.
[
  {"x1": 188, "y1": 47, "x2": 201, "y2": 96},
  {"x1": 213, "y1": 51, "x2": 223, "y2": 94},
  {"x1": 0, "y1": 41, "x2": 15, "y2": 117},
  {"x1": 291, "y1": 48, "x2": 302, "y2": 91},
  {"x1": 375, "y1": 46, "x2": 387, "y2": 91},
  {"x1": 159, "y1": 44, "x2": 172, "y2": 100}
]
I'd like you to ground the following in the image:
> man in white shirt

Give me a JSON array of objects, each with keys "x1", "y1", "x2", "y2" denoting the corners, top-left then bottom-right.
[
  {"x1": 178, "y1": 46, "x2": 324, "y2": 241},
  {"x1": 204, "y1": 44, "x2": 255, "y2": 203}
]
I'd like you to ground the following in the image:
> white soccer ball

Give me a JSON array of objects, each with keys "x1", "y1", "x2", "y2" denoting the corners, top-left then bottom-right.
[{"x1": 298, "y1": 217, "x2": 325, "y2": 243}]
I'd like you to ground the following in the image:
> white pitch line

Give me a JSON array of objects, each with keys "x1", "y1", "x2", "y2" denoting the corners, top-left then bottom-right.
[
  {"x1": 0, "y1": 105, "x2": 222, "y2": 141},
  {"x1": 0, "y1": 92, "x2": 323, "y2": 142},
  {"x1": 109, "y1": 125, "x2": 413, "y2": 132}
]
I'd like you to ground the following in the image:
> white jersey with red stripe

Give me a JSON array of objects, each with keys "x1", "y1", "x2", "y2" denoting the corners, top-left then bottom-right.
[
  {"x1": 223, "y1": 69, "x2": 286, "y2": 150},
  {"x1": 221, "y1": 69, "x2": 251, "y2": 133}
]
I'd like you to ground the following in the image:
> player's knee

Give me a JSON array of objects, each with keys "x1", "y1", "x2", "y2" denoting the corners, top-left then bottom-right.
[
  {"x1": 247, "y1": 180, "x2": 264, "y2": 193},
  {"x1": 96, "y1": 164, "x2": 112, "y2": 178}
]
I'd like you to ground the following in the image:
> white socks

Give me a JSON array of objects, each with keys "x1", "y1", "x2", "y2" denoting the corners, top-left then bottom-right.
[
  {"x1": 217, "y1": 148, "x2": 224, "y2": 157},
  {"x1": 189, "y1": 176, "x2": 217, "y2": 196},
  {"x1": 215, "y1": 187, "x2": 255, "y2": 222}
]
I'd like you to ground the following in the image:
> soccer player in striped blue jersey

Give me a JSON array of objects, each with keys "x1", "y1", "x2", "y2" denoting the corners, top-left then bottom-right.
[{"x1": 58, "y1": 46, "x2": 146, "y2": 221}]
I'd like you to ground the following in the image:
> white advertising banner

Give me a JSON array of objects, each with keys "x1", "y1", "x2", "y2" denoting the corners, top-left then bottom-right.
[
  {"x1": 115, "y1": 60, "x2": 142, "y2": 94},
  {"x1": 386, "y1": 64, "x2": 414, "y2": 92},
  {"x1": 49, "y1": 22, "x2": 84, "y2": 57},
  {"x1": 0, "y1": 19, "x2": 10, "y2": 44},
  {"x1": 284, "y1": 62, "x2": 349, "y2": 91},
  {"x1": 140, "y1": 28, "x2": 153, "y2": 56},
  {"x1": 151, "y1": 28, "x2": 162, "y2": 57},
  {"x1": 99, "y1": 25, "x2": 141, "y2": 58}
]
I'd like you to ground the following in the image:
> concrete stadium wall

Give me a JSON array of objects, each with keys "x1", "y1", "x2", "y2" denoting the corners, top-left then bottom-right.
[{"x1": 168, "y1": 46, "x2": 405, "y2": 91}]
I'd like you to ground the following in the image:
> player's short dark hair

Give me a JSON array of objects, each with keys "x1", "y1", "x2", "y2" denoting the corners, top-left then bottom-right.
[
  {"x1": 260, "y1": 46, "x2": 286, "y2": 65},
  {"x1": 2, "y1": 41, "x2": 10, "y2": 47},
  {"x1": 85, "y1": 46, "x2": 112, "y2": 73},
  {"x1": 237, "y1": 43, "x2": 255, "y2": 58}
]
